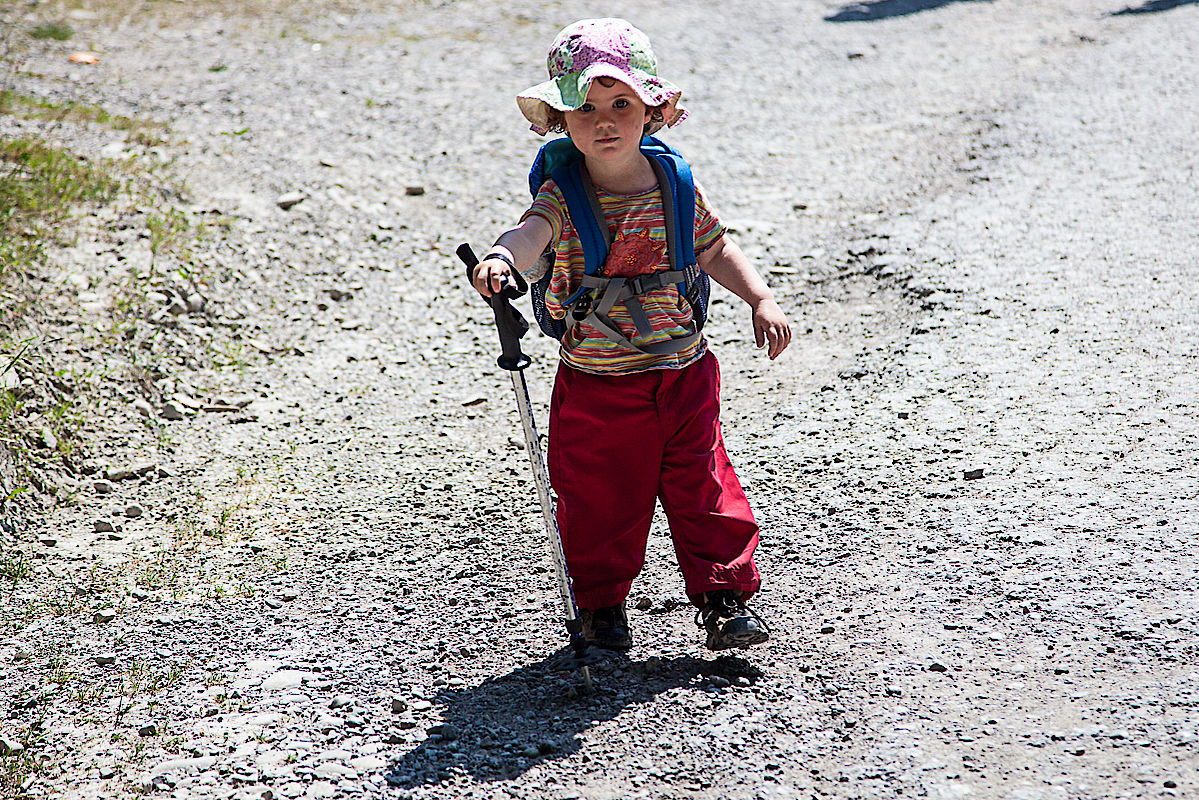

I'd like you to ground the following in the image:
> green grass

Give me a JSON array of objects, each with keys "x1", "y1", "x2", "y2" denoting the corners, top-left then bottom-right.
[
  {"x1": 29, "y1": 22, "x2": 74, "y2": 41},
  {"x1": 0, "y1": 137, "x2": 119, "y2": 278},
  {"x1": 0, "y1": 548, "x2": 29, "y2": 588},
  {"x1": 0, "y1": 91, "x2": 168, "y2": 146}
]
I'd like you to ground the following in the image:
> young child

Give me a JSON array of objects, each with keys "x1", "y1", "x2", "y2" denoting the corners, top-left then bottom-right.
[{"x1": 471, "y1": 18, "x2": 790, "y2": 651}]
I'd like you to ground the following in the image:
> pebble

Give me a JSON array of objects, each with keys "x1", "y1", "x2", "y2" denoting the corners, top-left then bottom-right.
[
  {"x1": 94, "y1": 480, "x2": 116, "y2": 494},
  {"x1": 302, "y1": 782, "x2": 336, "y2": 799},
  {"x1": 92, "y1": 609, "x2": 117, "y2": 624},
  {"x1": 0, "y1": 737, "x2": 23, "y2": 756},
  {"x1": 928, "y1": 662, "x2": 949, "y2": 673},
  {"x1": 161, "y1": 400, "x2": 187, "y2": 420},
  {"x1": 138, "y1": 724, "x2": 158, "y2": 737},
  {"x1": 108, "y1": 462, "x2": 155, "y2": 480},
  {"x1": 276, "y1": 191, "x2": 306, "y2": 210},
  {"x1": 133, "y1": 398, "x2": 153, "y2": 418},
  {"x1": 427, "y1": 723, "x2": 457, "y2": 740},
  {"x1": 93, "y1": 654, "x2": 117, "y2": 666},
  {"x1": 329, "y1": 694, "x2": 355, "y2": 709},
  {"x1": 125, "y1": 504, "x2": 144, "y2": 518},
  {"x1": 262, "y1": 670, "x2": 308, "y2": 690}
]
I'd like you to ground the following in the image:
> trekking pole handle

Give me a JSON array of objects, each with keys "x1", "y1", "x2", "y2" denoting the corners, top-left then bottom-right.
[{"x1": 457, "y1": 243, "x2": 532, "y2": 371}]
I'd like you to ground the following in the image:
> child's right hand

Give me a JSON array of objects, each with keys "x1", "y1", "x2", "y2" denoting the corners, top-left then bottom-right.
[{"x1": 471, "y1": 254, "x2": 513, "y2": 298}]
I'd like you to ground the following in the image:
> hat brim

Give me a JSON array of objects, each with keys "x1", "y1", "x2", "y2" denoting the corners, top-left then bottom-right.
[{"x1": 517, "y1": 63, "x2": 687, "y2": 136}]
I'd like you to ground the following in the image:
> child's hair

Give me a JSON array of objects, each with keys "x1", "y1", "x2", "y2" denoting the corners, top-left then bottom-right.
[{"x1": 543, "y1": 77, "x2": 668, "y2": 137}]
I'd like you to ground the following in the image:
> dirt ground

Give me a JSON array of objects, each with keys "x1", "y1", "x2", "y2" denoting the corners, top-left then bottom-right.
[{"x1": 2, "y1": 1, "x2": 1197, "y2": 799}]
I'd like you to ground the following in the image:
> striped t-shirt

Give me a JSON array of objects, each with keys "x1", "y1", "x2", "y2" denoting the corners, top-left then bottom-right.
[{"x1": 522, "y1": 177, "x2": 725, "y2": 375}]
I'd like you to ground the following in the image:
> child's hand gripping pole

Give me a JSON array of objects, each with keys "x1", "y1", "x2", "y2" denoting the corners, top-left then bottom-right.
[
  {"x1": 457, "y1": 243, "x2": 595, "y2": 694},
  {"x1": 457, "y1": 243, "x2": 531, "y2": 372}
]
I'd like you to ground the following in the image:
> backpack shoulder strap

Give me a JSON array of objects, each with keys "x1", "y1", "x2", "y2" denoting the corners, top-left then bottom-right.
[
  {"x1": 641, "y1": 137, "x2": 696, "y2": 268},
  {"x1": 550, "y1": 160, "x2": 610, "y2": 278}
]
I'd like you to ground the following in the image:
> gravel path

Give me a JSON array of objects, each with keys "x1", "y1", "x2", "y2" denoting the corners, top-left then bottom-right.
[{"x1": 3, "y1": 1, "x2": 1197, "y2": 799}]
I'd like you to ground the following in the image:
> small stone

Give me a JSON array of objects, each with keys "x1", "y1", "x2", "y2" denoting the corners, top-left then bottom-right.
[
  {"x1": 520, "y1": 745, "x2": 541, "y2": 758},
  {"x1": 109, "y1": 462, "x2": 156, "y2": 481},
  {"x1": 40, "y1": 427, "x2": 58, "y2": 450},
  {"x1": 185, "y1": 293, "x2": 205, "y2": 313},
  {"x1": 0, "y1": 737, "x2": 24, "y2": 756},
  {"x1": 125, "y1": 505, "x2": 144, "y2": 518},
  {"x1": 276, "y1": 191, "x2": 305, "y2": 210},
  {"x1": 161, "y1": 401, "x2": 186, "y2": 421},
  {"x1": 329, "y1": 694, "x2": 355, "y2": 710},
  {"x1": 94, "y1": 480, "x2": 116, "y2": 494},
  {"x1": 820, "y1": 625, "x2": 835, "y2": 634},
  {"x1": 167, "y1": 299, "x2": 188, "y2": 316},
  {"x1": 344, "y1": 713, "x2": 366, "y2": 728},
  {"x1": 265, "y1": 598, "x2": 283, "y2": 610},
  {"x1": 99, "y1": 766, "x2": 117, "y2": 779},
  {"x1": 964, "y1": 468, "x2": 984, "y2": 481},
  {"x1": 314, "y1": 715, "x2": 341, "y2": 733},
  {"x1": 404, "y1": 186, "x2": 425, "y2": 196},
  {"x1": 634, "y1": 596, "x2": 653, "y2": 611},
  {"x1": 262, "y1": 670, "x2": 307, "y2": 690},
  {"x1": 410, "y1": 700, "x2": 433, "y2": 712},
  {"x1": 426, "y1": 724, "x2": 457, "y2": 740},
  {"x1": 38, "y1": 536, "x2": 57, "y2": 547},
  {"x1": 708, "y1": 675, "x2": 731, "y2": 688},
  {"x1": 93, "y1": 519, "x2": 115, "y2": 533},
  {"x1": 93, "y1": 609, "x2": 117, "y2": 624},
  {"x1": 390, "y1": 697, "x2": 407, "y2": 714},
  {"x1": 138, "y1": 724, "x2": 158, "y2": 737},
  {"x1": 928, "y1": 662, "x2": 948, "y2": 673}
]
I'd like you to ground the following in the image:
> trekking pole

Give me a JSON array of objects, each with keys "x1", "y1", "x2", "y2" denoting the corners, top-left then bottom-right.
[{"x1": 457, "y1": 243, "x2": 594, "y2": 695}]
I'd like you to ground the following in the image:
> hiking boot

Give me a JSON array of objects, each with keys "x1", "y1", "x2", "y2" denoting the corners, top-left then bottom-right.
[
  {"x1": 580, "y1": 601, "x2": 632, "y2": 650},
  {"x1": 696, "y1": 590, "x2": 770, "y2": 651}
]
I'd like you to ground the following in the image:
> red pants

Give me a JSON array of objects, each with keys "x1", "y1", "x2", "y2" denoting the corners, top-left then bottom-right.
[{"x1": 547, "y1": 351, "x2": 761, "y2": 609}]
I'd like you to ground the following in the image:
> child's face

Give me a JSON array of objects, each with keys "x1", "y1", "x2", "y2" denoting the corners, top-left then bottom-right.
[{"x1": 564, "y1": 77, "x2": 652, "y2": 164}]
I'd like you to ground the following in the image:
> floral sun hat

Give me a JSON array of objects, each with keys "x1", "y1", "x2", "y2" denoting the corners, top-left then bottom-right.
[{"x1": 517, "y1": 18, "x2": 688, "y2": 136}]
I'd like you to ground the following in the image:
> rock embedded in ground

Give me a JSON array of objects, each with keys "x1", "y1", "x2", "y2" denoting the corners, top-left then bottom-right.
[
  {"x1": 276, "y1": 191, "x2": 305, "y2": 210},
  {"x1": 329, "y1": 694, "x2": 355, "y2": 709}
]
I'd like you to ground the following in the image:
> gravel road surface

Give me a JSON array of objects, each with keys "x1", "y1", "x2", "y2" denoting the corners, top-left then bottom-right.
[{"x1": 2, "y1": 1, "x2": 1197, "y2": 799}]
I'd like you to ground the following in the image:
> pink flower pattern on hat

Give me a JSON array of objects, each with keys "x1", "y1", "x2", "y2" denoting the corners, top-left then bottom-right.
[{"x1": 517, "y1": 18, "x2": 687, "y2": 136}]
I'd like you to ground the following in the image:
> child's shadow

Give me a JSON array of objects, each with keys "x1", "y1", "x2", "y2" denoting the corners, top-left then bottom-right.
[{"x1": 383, "y1": 649, "x2": 763, "y2": 790}]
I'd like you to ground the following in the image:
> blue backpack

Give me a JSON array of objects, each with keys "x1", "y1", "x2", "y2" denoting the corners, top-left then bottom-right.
[{"x1": 526, "y1": 136, "x2": 711, "y2": 355}]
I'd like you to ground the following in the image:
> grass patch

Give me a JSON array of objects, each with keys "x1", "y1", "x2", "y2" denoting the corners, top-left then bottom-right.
[
  {"x1": 29, "y1": 22, "x2": 74, "y2": 41},
  {"x1": 0, "y1": 90, "x2": 168, "y2": 146},
  {"x1": 0, "y1": 137, "x2": 120, "y2": 279}
]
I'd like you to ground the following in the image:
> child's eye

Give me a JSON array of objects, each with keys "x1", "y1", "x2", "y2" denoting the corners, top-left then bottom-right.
[
  {"x1": 579, "y1": 103, "x2": 594, "y2": 113},
  {"x1": 613, "y1": 99, "x2": 630, "y2": 109}
]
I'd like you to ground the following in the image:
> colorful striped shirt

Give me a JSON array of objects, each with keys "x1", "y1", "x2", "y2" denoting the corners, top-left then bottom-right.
[{"x1": 522, "y1": 177, "x2": 725, "y2": 374}]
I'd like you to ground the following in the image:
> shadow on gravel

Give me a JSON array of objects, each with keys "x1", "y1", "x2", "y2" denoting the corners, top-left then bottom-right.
[
  {"x1": 383, "y1": 650, "x2": 763, "y2": 791},
  {"x1": 1110, "y1": 0, "x2": 1197, "y2": 14},
  {"x1": 825, "y1": 0, "x2": 993, "y2": 22}
]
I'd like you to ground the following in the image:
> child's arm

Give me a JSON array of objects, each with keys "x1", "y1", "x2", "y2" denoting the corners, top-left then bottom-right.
[
  {"x1": 470, "y1": 216, "x2": 554, "y2": 298},
  {"x1": 699, "y1": 234, "x2": 792, "y2": 360}
]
